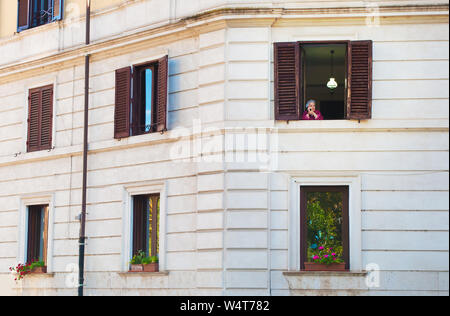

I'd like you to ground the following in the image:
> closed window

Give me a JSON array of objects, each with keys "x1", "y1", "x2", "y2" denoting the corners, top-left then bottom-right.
[
  {"x1": 274, "y1": 41, "x2": 372, "y2": 121},
  {"x1": 300, "y1": 186, "x2": 350, "y2": 270},
  {"x1": 132, "y1": 194, "x2": 160, "y2": 261},
  {"x1": 27, "y1": 85, "x2": 53, "y2": 152},
  {"x1": 114, "y1": 56, "x2": 168, "y2": 139},
  {"x1": 17, "y1": 0, "x2": 64, "y2": 32},
  {"x1": 26, "y1": 205, "x2": 49, "y2": 264}
]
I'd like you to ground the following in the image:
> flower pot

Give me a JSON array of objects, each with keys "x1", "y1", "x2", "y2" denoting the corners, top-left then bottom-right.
[
  {"x1": 304, "y1": 262, "x2": 346, "y2": 272},
  {"x1": 31, "y1": 266, "x2": 47, "y2": 274},
  {"x1": 143, "y1": 263, "x2": 159, "y2": 273},
  {"x1": 130, "y1": 264, "x2": 144, "y2": 272}
]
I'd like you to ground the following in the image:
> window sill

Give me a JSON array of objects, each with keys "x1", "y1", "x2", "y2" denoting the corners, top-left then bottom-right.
[
  {"x1": 283, "y1": 271, "x2": 367, "y2": 277},
  {"x1": 118, "y1": 271, "x2": 169, "y2": 277}
]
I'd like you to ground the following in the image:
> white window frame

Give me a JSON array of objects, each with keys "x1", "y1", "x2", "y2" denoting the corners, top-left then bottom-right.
[
  {"x1": 288, "y1": 174, "x2": 362, "y2": 271},
  {"x1": 18, "y1": 194, "x2": 55, "y2": 272},
  {"x1": 121, "y1": 181, "x2": 167, "y2": 272}
]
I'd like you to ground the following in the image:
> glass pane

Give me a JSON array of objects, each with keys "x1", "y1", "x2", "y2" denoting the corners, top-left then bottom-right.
[
  {"x1": 144, "y1": 69, "x2": 153, "y2": 132},
  {"x1": 306, "y1": 191, "x2": 343, "y2": 262},
  {"x1": 148, "y1": 196, "x2": 160, "y2": 257}
]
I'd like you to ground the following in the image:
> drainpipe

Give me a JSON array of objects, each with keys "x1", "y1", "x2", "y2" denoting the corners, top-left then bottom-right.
[{"x1": 78, "y1": 0, "x2": 91, "y2": 297}]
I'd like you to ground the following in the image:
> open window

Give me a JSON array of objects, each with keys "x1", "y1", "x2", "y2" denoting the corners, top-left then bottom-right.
[
  {"x1": 274, "y1": 41, "x2": 372, "y2": 121},
  {"x1": 114, "y1": 56, "x2": 168, "y2": 139},
  {"x1": 17, "y1": 0, "x2": 64, "y2": 32}
]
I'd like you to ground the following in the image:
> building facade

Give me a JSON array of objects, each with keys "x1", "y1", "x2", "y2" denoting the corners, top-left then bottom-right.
[{"x1": 0, "y1": 0, "x2": 448, "y2": 296}]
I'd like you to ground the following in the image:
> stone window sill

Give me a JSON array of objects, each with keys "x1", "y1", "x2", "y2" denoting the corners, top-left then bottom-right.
[
  {"x1": 283, "y1": 271, "x2": 367, "y2": 277},
  {"x1": 117, "y1": 271, "x2": 169, "y2": 277}
]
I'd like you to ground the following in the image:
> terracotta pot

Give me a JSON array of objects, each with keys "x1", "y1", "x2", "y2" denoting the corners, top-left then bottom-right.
[
  {"x1": 143, "y1": 263, "x2": 159, "y2": 273},
  {"x1": 130, "y1": 264, "x2": 144, "y2": 272},
  {"x1": 304, "y1": 262, "x2": 346, "y2": 272},
  {"x1": 31, "y1": 266, "x2": 47, "y2": 274}
]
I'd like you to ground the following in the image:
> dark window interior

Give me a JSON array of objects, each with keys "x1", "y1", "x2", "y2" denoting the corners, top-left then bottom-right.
[
  {"x1": 132, "y1": 64, "x2": 157, "y2": 135},
  {"x1": 27, "y1": 205, "x2": 48, "y2": 263},
  {"x1": 132, "y1": 194, "x2": 160, "y2": 258},
  {"x1": 302, "y1": 43, "x2": 347, "y2": 120},
  {"x1": 30, "y1": 0, "x2": 52, "y2": 28}
]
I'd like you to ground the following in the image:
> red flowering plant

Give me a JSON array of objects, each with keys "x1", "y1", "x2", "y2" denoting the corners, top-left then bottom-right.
[
  {"x1": 311, "y1": 246, "x2": 344, "y2": 265},
  {"x1": 9, "y1": 260, "x2": 45, "y2": 281}
]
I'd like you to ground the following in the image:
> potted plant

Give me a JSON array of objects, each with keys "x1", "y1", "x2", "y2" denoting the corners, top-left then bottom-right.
[
  {"x1": 9, "y1": 260, "x2": 47, "y2": 281},
  {"x1": 304, "y1": 246, "x2": 346, "y2": 271},
  {"x1": 130, "y1": 250, "x2": 159, "y2": 272}
]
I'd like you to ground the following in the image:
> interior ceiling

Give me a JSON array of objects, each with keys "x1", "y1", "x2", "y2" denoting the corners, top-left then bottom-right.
[{"x1": 303, "y1": 44, "x2": 346, "y2": 66}]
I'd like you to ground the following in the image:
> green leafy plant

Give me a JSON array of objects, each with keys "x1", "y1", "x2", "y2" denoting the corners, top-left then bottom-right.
[{"x1": 130, "y1": 250, "x2": 158, "y2": 265}]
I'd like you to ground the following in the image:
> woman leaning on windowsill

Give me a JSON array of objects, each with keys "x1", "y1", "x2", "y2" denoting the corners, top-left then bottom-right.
[{"x1": 302, "y1": 99, "x2": 324, "y2": 120}]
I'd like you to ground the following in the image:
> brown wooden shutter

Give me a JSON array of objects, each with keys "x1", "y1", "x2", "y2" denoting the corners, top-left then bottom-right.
[
  {"x1": 132, "y1": 195, "x2": 148, "y2": 256},
  {"x1": 27, "y1": 85, "x2": 53, "y2": 153},
  {"x1": 17, "y1": 0, "x2": 30, "y2": 31},
  {"x1": 347, "y1": 40, "x2": 373, "y2": 120},
  {"x1": 156, "y1": 56, "x2": 168, "y2": 132},
  {"x1": 114, "y1": 67, "x2": 131, "y2": 139},
  {"x1": 40, "y1": 86, "x2": 53, "y2": 150},
  {"x1": 27, "y1": 88, "x2": 41, "y2": 152},
  {"x1": 274, "y1": 42, "x2": 301, "y2": 121}
]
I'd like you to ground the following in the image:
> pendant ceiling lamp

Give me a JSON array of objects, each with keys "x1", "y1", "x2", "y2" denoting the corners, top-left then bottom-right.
[{"x1": 327, "y1": 50, "x2": 338, "y2": 92}]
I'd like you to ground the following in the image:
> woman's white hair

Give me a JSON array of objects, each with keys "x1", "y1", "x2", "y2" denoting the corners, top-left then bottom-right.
[{"x1": 306, "y1": 99, "x2": 316, "y2": 110}]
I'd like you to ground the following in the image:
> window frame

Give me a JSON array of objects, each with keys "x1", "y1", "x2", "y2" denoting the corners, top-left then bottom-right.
[
  {"x1": 17, "y1": 0, "x2": 64, "y2": 33},
  {"x1": 132, "y1": 62, "x2": 158, "y2": 136},
  {"x1": 299, "y1": 186, "x2": 350, "y2": 270},
  {"x1": 299, "y1": 40, "x2": 350, "y2": 120},
  {"x1": 288, "y1": 175, "x2": 362, "y2": 272},
  {"x1": 274, "y1": 40, "x2": 372, "y2": 121},
  {"x1": 122, "y1": 182, "x2": 167, "y2": 273},
  {"x1": 131, "y1": 194, "x2": 160, "y2": 259},
  {"x1": 26, "y1": 205, "x2": 49, "y2": 264}
]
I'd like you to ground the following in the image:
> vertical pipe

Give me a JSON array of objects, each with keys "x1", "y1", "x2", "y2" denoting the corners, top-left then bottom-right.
[{"x1": 78, "y1": 0, "x2": 90, "y2": 297}]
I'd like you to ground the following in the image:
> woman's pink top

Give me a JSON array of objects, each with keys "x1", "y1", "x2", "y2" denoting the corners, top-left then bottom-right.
[{"x1": 302, "y1": 111, "x2": 324, "y2": 120}]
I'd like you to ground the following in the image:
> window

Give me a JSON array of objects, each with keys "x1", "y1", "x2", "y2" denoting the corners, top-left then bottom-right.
[
  {"x1": 300, "y1": 186, "x2": 349, "y2": 270},
  {"x1": 17, "y1": 0, "x2": 64, "y2": 32},
  {"x1": 27, "y1": 85, "x2": 53, "y2": 152},
  {"x1": 132, "y1": 194, "x2": 160, "y2": 262},
  {"x1": 114, "y1": 56, "x2": 168, "y2": 139},
  {"x1": 274, "y1": 41, "x2": 372, "y2": 121},
  {"x1": 26, "y1": 205, "x2": 49, "y2": 264}
]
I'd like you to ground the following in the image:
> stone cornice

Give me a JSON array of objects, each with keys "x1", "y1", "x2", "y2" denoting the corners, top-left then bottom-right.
[{"x1": 0, "y1": 4, "x2": 448, "y2": 84}]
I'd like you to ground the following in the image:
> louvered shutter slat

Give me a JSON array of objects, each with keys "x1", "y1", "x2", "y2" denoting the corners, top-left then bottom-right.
[
  {"x1": 274, "y1": 43, "x2": 301, "y2": 120},
  {"x1": 156, "y1": 56, "x2": 168, "y2": 133},
  {"x1": 114, "y1": 67, "x2": 131, "y2": 139},
  {"x1": 27, "y1": 89, "x2": 41, "y2": 152},
  {"x1": 347, "y1": 41, "x2": 373, "y2": 120},
  {"x1": 40, "y1": 86, "x2": 53, "y2": 150}
]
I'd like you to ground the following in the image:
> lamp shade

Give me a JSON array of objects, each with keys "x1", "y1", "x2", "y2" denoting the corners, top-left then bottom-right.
[{"x1": 327, "y1": 77, "x2": 338, "y2": 90}]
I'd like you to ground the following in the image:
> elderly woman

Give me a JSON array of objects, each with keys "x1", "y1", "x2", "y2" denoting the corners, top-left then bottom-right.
[{"x1": 302, "y1": 100, "x2": 323, "y2": 120}]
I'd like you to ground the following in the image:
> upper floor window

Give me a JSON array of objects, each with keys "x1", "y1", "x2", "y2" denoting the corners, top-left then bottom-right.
[
  {"x1": 274, "y1": 41, "x2": 373, "y2": 121},
  {"x1": 27, "y1": 85, "x2": 53, "y2": 152},
  {"x1": 17, "y1": 0, "x2": 64, "y2": 32},
  {"x1": 114, "y1": 56, "x2": 169, "y2": 139}
]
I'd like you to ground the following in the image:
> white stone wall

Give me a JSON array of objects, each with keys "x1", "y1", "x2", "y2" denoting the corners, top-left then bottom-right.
[{"x1": 0, "y1": 0, "x2": 448, "y2": 296}]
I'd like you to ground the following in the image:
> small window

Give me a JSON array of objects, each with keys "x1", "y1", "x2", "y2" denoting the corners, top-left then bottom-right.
[
  {"x1": 26, "y1": 205, "x2": 49, "y2": 264},
  {"x1": 300, "y1": 186, "x2": 349, "y2": 270},
  {"x1": 17, "y1": 0, "x2": 64, "y2": 32},
  {"x1": 132, "y1": 194, "x2": 160, "y2": 261},
  {"x1": 114, "y1": 56, "x2": 168, "y2": 139}
]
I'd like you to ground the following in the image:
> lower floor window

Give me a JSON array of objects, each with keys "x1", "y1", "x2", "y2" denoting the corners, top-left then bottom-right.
[
  {"x1": 27, "y1": 205, "x2": 49, "y2": 264},
  {"x1": 132, "y1": 194, "x2": 160, "y2": 260},
  {"x1": 300, "y1": 186, "x2": 349, "y2": 270}
]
